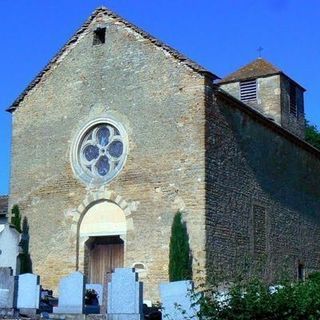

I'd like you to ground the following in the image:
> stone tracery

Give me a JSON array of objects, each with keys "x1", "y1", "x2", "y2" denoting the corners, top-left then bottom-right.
[
  {"x1": 80, "y1": 124, "x2": 124, "y2": 178},
  {"x1": 71, "y1": 117, "x2": 128, "y2": 186}
]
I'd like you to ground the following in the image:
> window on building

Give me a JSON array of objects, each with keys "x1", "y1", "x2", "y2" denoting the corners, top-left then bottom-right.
[
  {"x1": 93, "y1": 27, "x2": 106, "y2": 45},
  {"x1": 297, "y1": 262, "x2": 305, "y2": 281},
  {"x1": 289, "y1": 83, "x2": 297, "y2": 116},
  {"x1": 71, "y1": 118, "x2": 128, "y2": 186},
  {"x1": 240, "y1": 79, "x2": 257, "y2": 102}
]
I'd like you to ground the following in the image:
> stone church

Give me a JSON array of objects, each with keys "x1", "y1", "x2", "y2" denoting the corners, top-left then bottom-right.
[{"x1": 4, "y1": 7, "x2": 320, "y2": 300}]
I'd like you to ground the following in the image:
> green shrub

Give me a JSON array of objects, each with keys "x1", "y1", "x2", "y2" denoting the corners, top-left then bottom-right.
[
  {"x1": 195, "y1": 275, "x2": 320, "y2": 320},
  {"x1": 11, "y1": 204, "x2": 22, "y2": 233},
  {"x1": 169, "y1": 211, "x2": 192, "y2": 282},
  {"x1": 18, "y1": 217, "x2": 33, "y2": 274}
]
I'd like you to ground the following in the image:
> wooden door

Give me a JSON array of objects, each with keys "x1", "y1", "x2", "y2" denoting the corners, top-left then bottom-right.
[{"x1": 88, "y1": 236, "x2": 124, "y2": 284}]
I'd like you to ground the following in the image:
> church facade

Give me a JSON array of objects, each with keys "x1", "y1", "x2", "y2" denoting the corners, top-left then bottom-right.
[{"x1": 7, "y1": 7, "x2": 320, "y2": 300}]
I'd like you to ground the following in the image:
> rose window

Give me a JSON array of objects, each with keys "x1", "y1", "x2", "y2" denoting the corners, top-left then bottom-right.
[{"x1": 71, "y1": 118, "x2": 128, "y2": 186}]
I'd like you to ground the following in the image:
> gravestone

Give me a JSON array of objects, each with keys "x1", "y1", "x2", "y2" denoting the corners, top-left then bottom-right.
[
  {"x1": 101, "y1": 271, "x2": 112, "y2": 314},
  {"x1": 0, "y1": 267, "x2": 15, "y2": 310},
  {"x1": 53, "y1": 271, "x2": 85, "y2": 314},
  {"x1": 107, "y1": 268, "x2": 143, "y2": 320},
  {"x1": 160, "y1": 280, "x2": 199, "y2": 320},
  {"x1": 16, "y1": 273, "x2": 41, "y2": 313}
]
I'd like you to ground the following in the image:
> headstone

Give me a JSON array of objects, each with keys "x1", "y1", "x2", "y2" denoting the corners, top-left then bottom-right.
[
  {"x1": 0, "y1": 267, "x2": 15, "y2": 309},
  {"x1": 107, "y1": 268, "x2": 143, "y2": 320},
  {"x1": 86, "y1": 284, "x2": 103, "y2": 305},
  {"x1": 101, "y1": 271, "x2": 112, "y2": 314},
  {"x1": 53, "y1": 271, "x2": 85, "y2": 314},
  {"x1": 160, "y1": 280, "x2": 199, "y2": 320},
  {"x1": 16, "y1": 273, "x2": 41, "y2": 313}
]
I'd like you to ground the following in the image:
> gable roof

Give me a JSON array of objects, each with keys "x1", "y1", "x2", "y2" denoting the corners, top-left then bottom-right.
[
  {"x1": 220, "y1": 58, "x2": 280, "y2": 83},
  {"x1": 6, "y1": 7, "x2": 219, "y2": 113},
  {"x1": 0, "y1": 195, "x2": 8, "y2": 216},
  {"x1": 219, "y1": 58, "x2": 305, "y2": 91}
]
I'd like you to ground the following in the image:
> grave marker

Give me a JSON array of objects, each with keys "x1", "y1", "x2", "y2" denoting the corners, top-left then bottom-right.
[
  {"x1": 107, "y1": 268, "x2": 143, "y2": 320},
  {"x1": 160, "y1": 280, "x2": 199, "y2": 320},
  {"x1": 53, "y1": 271, "x2": 85, "y2": 314},
  {"x1": 16, "y1": 273, "x2": 40, "y2": 313},
  {"x1": 0, "y1": 267, "x2": 15, "y2": 309}
]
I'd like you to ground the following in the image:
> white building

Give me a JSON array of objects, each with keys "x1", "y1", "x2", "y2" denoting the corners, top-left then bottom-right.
[{"x1": 0, "y1": 203, "x2": 20, "y2": 274}]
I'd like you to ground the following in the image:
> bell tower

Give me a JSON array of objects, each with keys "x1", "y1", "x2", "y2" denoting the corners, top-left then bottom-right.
[{"x1": 219, "y1": 58, "x2": 306, "y2": 138}]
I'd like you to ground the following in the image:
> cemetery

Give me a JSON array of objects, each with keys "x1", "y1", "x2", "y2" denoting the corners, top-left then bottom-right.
[
  {"x1": 2, "y1": 207, "x2": 320, "y2": 319},
  {"x1": 0, "y1": 210, "x2": 198, "y2": 319},
  {"x1": 0, "y1": 267, "x2": 199, "y2": 320},
  {"x1": 0, "y1": 201, "x2": 198, "y2": 319}
]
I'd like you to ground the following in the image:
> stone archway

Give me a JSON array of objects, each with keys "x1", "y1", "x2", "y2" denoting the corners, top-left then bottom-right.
[
  {"x1": 80, "y1": 201, "x2": 126, "y2": 283},
  {"x1": 71, "y1": 189, "x2": 134, "y2": 278},
  {"x1": 79, "y1": 201, "x2": 127, "y2": 237}
]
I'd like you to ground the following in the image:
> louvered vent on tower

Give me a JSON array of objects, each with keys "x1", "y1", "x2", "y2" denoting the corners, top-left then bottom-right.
[
  {"x1": 240, "y1": 79, "x2": 257, "y2": 102},
  {"x1": 289, "y1": 83, "x2": 297, "y2": 116}
]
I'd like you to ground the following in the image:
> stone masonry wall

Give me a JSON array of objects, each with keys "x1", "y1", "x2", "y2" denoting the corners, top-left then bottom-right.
[
  {"x1": 9, "y1": 12, "x2": 207, "y2": 300},
  {"x1": 219, "y1": 82, "x2": 239, "y2": 100},
  {"x1": 205, "y1": 88, "x2": 320, "y2": 282},
  {"x1": 257, "y1": 75, "x2": 281, "y2": 124},
  {"x1": 281, "y1": 75, "x2": 305, "y2": 139},
  {"x1": 220, "y1": 75, "x2": 282, "y2": 125}
]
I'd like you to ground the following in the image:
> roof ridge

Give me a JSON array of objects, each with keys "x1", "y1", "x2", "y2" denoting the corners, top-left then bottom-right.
[{"x1": 7, "y1": 6, "x2": 218, "y2": 112}]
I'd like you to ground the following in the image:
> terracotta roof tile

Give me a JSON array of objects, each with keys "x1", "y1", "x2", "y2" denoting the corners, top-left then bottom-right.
[{"x1": 219, "y1": 58, "x2": 281, "y2": 84}]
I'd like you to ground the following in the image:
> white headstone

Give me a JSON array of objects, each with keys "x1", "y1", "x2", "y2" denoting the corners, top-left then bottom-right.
[
  {"x1": 86, "y1": 284, "x2": 103, "y2": 305},
  {"x1": 53, "y1": 271, "x2": 85, "y2": 314},
  {"x1": 160, "y1": 280, "x2": 199, "y2": 320},
  {"x1": 107, "y1": 268, "x2": 143, "y2": 320},
  {"x1": 16, "y1": 273, "x2": 40, "y2": 309},
  {"x1": 0, "y1": 267, "x2": 15, "y2": 309}
]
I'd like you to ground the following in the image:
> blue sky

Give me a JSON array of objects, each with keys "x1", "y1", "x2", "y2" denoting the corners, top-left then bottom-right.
[{"x1": 1, "y1": 0, "x2": 320, "y2": 195}]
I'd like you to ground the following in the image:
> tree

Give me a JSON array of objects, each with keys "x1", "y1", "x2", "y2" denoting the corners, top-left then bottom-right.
[
  {"x1": 17, "y1": 217, "x2": 33, "y2": 274},
  {"x1": 305, "y1": 120, "x2": 320, "y2": 150},
  {"x1": 11, "y1": 204, "x2": 22, "y2": 233},
  {"x1": 169, "y1": 211, "x2": 192, "y2": 281}
]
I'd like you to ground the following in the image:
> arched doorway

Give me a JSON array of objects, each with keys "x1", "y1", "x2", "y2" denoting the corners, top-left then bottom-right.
[{"x1": 79, "y1": 201, "x2": 127, "y2": 284}]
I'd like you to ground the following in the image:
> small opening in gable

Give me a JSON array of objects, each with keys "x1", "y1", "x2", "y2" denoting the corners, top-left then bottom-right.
[{"x1": 93, "y1": 27, "x2": 106, "y2": 45}]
